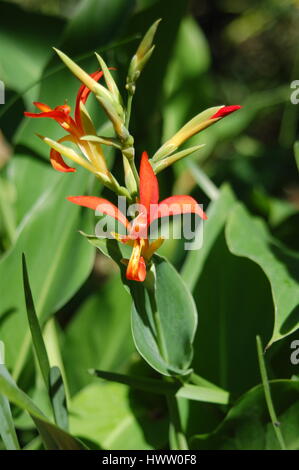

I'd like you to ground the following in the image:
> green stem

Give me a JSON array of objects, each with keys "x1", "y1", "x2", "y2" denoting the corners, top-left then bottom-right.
[
  {"x1": 146, "y1": 281, "x2": 188, "y2": 450},
  {"x1": 166, "y1": 394, "x2": 189, "y2": 450},
  {"x1": 129, "y1": 158, "x2": 140, "y2": 189},
  {"x1": 125, "y1": 93, "x2": 133, "y2": 128},
  {"x1": 256, "y1": 336, "x2": 286, "y2": 450},
  {"x1": 186, "y1": 161, "x2": 220, "y2": 201}
]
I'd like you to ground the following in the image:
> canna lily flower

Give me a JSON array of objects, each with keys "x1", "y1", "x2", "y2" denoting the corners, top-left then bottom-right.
[
  {"x1": 68, "y1": 152, "x2": 207, "y2": 282},
  {"x1": 24, "y1": 71, "x2": 109, "y2": 174}
]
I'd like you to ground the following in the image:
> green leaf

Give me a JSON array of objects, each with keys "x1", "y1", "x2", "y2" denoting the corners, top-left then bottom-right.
[
  {"x1": 69, "y1": 382, "x2": 168, "y2": 450},
  {"x1": 62, "y1": 0, "x2": 135, "y2": 54},
  {"x1": 0, "y1": 393, "x2": 20, "y2": 450},
  {"x1": 91, "y1": 369, "x2": 176, "y2": 394},
  {"x1": 7, "y1": 155, "x2": 59, "y2": 226},
  {"x1": 190, "y1": 216, "x2": 273, "y2": 395},
  {"x1": 80, "y1": 231, "x2": 132, "y2": 260},
  {"x1": 49, "y1": 366, "x2": 68, "y2": 432},
  {"x1": 81, "y1": 235, "x2": 197, "y2": 377},
  {"x1": 131, "y1": 255, "x2": 197, "y2": 377},
  {"x1": 91, "y1": 369, "x2": 229, "y2": 405},
  {"x1": 191, "y1": 379, "x2": 299, "y2": 450},
  {"x1": 22, "y1": 253, "x2": 50, "y2": 389},
  {"x1": 0, "y1": 171, "x2": 95, "y2": 373},
  {"x1": 176, "y1": 384, "x2": 228, "y2": 405},
  {"x1": 0, "y1": 365, "x2": 86, "y2": 450},
  {"x1": 62, "y1": 275, "x2": 134, "y2": 395},
  {"x1": 0, "y1": 3, "x2": 64, "y2": 94},
  {"x1": 0, "y1": 175, "x2": 16, "y2": 248},
  {"x1": 226, "y1": 203, "x2": 299, "y2": 346},
  {"x1": 181, "y1": 184, "x2": 236, "y2": 290}
]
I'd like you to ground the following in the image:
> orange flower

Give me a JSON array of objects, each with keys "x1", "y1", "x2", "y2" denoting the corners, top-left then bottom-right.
[
  {"x1": 68, "y1": 152, "x2": 207, "y2": 282},
  {"x1": 24, "y1": 71, "x2": 105, "y2": 173}
]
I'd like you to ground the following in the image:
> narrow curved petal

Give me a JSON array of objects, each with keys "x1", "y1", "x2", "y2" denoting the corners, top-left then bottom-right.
[
  {"x1": 67, "y1": 196, "x2": 130, "y2": 229},
  {"x1": 139, "y1": 151, "x2": 159, "y2": 221},
  {"x1": 50, "y1": 148, "x2": 76, "y2": 172},
  {"x1": 75, "y1": 70, "x2": 104, "y2": 127},
  {"x1": 151, "y1": 195, "x2": 207, "y2": 223},
  {"x1": 210, "y1": 105, "x2": 242, "y2": 119},
  {"x1": 126, "y1": 241, "x2": 146, "y2": 282},
  {"x1": 24, "y1": 103, "x2": 80, "y2": 136},
  {"x1": 33, "y1": 102, "x2": 52, "y2": 112},
  {"x1": 24, "y1": 109, "x2": 67, "y2": 120},
  {"x1": 50, "y1": 136, "x2": 76, "y2": 173}
]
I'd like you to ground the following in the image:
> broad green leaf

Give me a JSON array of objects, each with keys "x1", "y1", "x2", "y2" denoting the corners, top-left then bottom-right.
[
  {"x1": 62, "y1": 275, "x2": 134, "y2": 395},
  {"x1": 0, "y1": 365, "x2": 86, "y2": 450},
  {"x1": 81, "y1": 234, "x2": 198, "y2": 377},
  {"x1": 0, "y1": 171, "x2": 95, "y2": 371},
  {"x1": 226, "y1": 203, "x2": 299, "y2": 346},
  {"x1": 181, "y1": 184, "x2": 236, "y2": 290},
  {"x1": 0, "y1": 175, "x2": 16, "y2": 248},
  {"x1": 0, "y1": 393, "x2": 20, "y2": 450},
  {"x1": 92, "y1": 369, "x2": 229, "y2": 405},
  {"x1": 62, "y1": 0, "x2": 135, "y2": 54},
  {"x1": 0, "y1": 3, "x2": 64, "y2": 94},
  {"x1": 190, "y1": 226, "x2": 273, "y2": 395},
  {"x1": 69, "y1": 382, "x2": 168, "y2": 450},
  {"x1": 191, "y1": 380, "x2": 299, "y2": 450},
  {"x1": 131, "y1": 255, "x2": 197, "y2": 377},
  {"x1": 8, "y1": 155, "x2": 60, "y2": 225}
]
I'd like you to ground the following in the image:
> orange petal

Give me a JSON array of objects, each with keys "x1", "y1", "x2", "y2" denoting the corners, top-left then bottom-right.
[
  {"x1": 50, "y1": 148, "x2": 76, "y2": 173},
  {"x1": 24, "y1": 109, "x2": 66, "y2": 120},
  {"x1": 151, "y1": 195, "x2": 207, "y2": 223},
  {"x1": 50, "y1": 135, "x2": 76, "y2": 172},
  {"x1": 24, "y1": 103, "x2": 71, "y2": 126},
  {"x1": 139, "y1": 151, "x2": 159, "y2": 221},
  {"x1": 67, "y1": 196, "x2": 130, "y2": 229},
  {"x1": 74, "y1": 70, "x2": 104, "y2": 128},
  {"x1": 126, "y1": 241, "x2": 146, "y2": 282}
]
